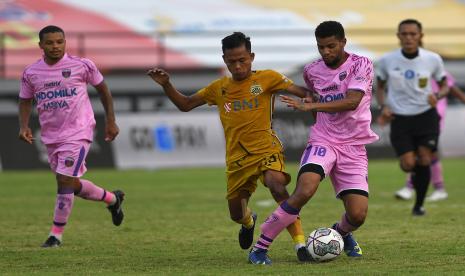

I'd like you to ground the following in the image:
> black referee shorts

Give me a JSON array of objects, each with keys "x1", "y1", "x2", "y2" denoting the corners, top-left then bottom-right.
[{"x1": 390, "y1": 108, "x2": 440, "y2": 156}]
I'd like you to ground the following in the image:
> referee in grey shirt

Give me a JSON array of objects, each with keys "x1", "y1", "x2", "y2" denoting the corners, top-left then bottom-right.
[{"x1": 376, "y1": 19, "x2": 449, "y2": 216}]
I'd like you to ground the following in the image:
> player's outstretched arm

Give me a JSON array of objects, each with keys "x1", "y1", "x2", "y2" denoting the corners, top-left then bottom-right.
[
  {"x1": 450, "y1": 85, "x2": 465, "y2": 104},
  {"x1": 285, "y1": 84, "x2": 312, "y2": 99},
  {"x1": 375, "y1": 77, "x2": 386, "y2": 109},
  {"x1": 94, "y1": 81, "x2": 119, "y2": 142},
  {"x1": 375, "y1": 78, "x2": 393, "y2": 126},
  {"x1": 147, "y1": 68, "x2": 206, "y2": 112},
  {"x1": 281, "y1": 90, "x2": 364, "y2": 113},
  {"x1": 18, "y1": 98, "x2": 34, "y2": 144}
]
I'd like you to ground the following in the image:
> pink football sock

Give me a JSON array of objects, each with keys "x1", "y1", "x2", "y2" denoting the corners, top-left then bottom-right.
[
  {"x1": 430, "y1": 159, "x2": 444, "y2": 190},
  {"x1": 254, "y1": 202, "x2": 299, "y2": 250},
  {"x1": 77, "y1": 179, "x2": 115, "y2": 205},
  {"x1": 335, "y1": 213, "x2": 359, "y2": 237},
  {"x1": 51, "y1": 188, "x2": 75, "y2": 238},
  {"x1": 405, "y1": 173, "x2": 414, "y2": 189}
]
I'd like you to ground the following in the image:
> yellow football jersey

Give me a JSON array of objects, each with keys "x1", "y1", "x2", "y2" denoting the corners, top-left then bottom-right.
[{"x1": 197, "y1": 70, "x2": 294, "y2": 162}]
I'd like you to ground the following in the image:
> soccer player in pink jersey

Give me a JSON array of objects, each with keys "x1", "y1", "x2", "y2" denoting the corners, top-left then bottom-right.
[
  {"x1": 18, "y1": 25, "x2": 124, "y2": 248},
  {"x1": 248, "y1": 21, "x2": 378, "y2": 264}
]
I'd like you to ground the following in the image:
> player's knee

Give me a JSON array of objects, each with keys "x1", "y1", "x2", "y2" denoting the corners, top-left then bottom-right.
[
  {"x1": 417, "y1": 156, "x2": 431, "y2": 166},
  {"x1": 400, "y1": 160, "x2": 415, "y2": 172},
  {"x1": 56, "y1": 174, "x2": 79, "y2": 190},
  {"x1": 268, "y1": 182, "x2": 289, "y2": 200}
]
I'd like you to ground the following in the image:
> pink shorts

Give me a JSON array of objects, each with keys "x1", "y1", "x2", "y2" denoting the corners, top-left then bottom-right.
[
  {"x1": 46, "y1": 140, "x2": 91, "y2": 177},
  {"x1": 299, "y1": 143, "x2": 369, "y2": 197}
]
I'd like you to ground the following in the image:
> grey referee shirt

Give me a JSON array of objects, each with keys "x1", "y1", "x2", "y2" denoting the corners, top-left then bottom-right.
[{"x1": 376, "y1": 48, "x2": 446, "y2": 116}]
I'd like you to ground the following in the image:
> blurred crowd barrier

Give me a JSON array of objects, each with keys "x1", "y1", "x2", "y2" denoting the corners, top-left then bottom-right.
[{"x1": 2, "y1": 106, "x2": 464, "y2": 171}]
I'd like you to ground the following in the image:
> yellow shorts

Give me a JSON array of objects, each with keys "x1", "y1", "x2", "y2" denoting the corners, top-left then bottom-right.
[{"x1": 225, "y1": 151, "x2": 291, "y2": 200}]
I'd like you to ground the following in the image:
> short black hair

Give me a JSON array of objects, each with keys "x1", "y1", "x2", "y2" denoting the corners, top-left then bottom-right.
[
  {"x1": 39, "y1": 25, "x2": 65, "y2": 41},
  {"x1": 315, "y1": 21, "x2": 345, "y2": 40},
  {"x1": 398, "y1": 19, "x2": 422, "y2": 32},
  {"x1": 221, "y1": 32, "x2": 251, "y2": 53}
]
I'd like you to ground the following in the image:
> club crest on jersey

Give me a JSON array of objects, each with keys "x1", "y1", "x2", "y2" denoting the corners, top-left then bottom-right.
[
  {"x1": 339, "y1": 71, "x2": 347, "y2": 81},
  {"x1": 250, "y1": 84, "x2": 263, "y2": 96},
  {"x1": 64, "y1": 157, "x2": 74, "y2": 167},
  {"x1": 62, "y1": 69, "x2": 71, "y2": 78},
  {"x1": 418, "y1": 77, "x2": 428, "y2": 88}
]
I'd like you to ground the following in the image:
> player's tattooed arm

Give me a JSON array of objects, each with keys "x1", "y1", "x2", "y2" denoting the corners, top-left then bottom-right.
[{"x1": 280, "y1": 90, "x2": 363, "y2": 113}]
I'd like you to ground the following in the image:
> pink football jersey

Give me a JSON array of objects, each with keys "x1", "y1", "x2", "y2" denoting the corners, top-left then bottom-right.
[
  {"x1": 303, "y1": 53, "x2": 379, "y2": 145},
  {"x1": 433, "y1": 72, "x2": 455, "y2": 118},
  {"x1": 20, "y1": 53, "x2": 103, "y2": 144}
]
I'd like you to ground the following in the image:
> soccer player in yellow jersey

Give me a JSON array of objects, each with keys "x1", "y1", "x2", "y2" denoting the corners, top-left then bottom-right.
[{"x1": 147, "y1": 32, "x2": 311, "y2": 261}]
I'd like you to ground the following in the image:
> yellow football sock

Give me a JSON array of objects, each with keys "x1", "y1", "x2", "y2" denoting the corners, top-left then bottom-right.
[
  {"x1": 236, "y1": 208, "x2": 254, "y2": 229},
  {"x1": 286, "y1": 215, "x2": 306, "y2": 246}
]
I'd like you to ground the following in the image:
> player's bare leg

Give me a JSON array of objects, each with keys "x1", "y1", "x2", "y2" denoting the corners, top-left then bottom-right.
[
  {"x1": 43, "y1": 174, "x2": 125, "y2": 247},
  {"x1": 75, "y1": 179, "x2": 125, "y2": 225},
  {"x1": 333, "y1": 193, "x2": 368, "y2": 257},
  {"x1": 264, "y1": 170, "x2": 307, "y2": 261},
  {"x1": 42, "y1": 174, "x2": 77, "y2": 247},
  {"x1": 249, "y1": 170, "x2": 321, "y2": 264},
  {"x1": 228, "y1": 190, "x2": 256, "y2": 250}
]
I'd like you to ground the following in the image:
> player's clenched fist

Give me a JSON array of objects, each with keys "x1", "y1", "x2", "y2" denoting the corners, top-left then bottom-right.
[
  {"x1": 18, "y1": 127, "x2": 34, "y2": 144},
  {"x1": 147, "y1": 68, "x2": 170, "y2": 86}
]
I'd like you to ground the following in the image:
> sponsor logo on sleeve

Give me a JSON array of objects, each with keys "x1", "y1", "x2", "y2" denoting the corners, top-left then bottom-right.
[{"x1": 224, "y1": 102, "x2": 231, "y2": 113}]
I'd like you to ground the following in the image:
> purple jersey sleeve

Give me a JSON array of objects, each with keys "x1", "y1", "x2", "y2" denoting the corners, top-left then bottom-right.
[
  {"x1": 303, "y1": 62, "x2": 315, "y2": 91},
  {"x1": 81, "y1": 58, "x2": 104, "y2": 86},
  {"x1": 19, "y1": 71, "x2": 34, "y2": 99},
  {"x1": 347, "y1": 56, "x2": 373, "y2": 94}
]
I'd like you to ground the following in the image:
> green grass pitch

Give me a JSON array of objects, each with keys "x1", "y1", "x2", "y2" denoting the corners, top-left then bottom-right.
[{"x1": 1, "y1": 159, "x2": 465, "y2": 275}]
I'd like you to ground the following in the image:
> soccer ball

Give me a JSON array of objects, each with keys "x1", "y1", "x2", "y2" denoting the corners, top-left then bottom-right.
[{"x1": 306, "y1": 227, "x2": 344, "y2": 262}]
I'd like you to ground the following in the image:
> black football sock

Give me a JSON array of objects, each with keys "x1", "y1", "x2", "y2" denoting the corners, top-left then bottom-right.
[{"x1": 412, "y1": 165, "x2": 430, "y2": 210}]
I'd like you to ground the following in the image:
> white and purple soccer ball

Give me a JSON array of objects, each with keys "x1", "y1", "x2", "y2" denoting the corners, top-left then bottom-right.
[{"x1": 306, "y1": 227, "x2": 344, "y2": 262}]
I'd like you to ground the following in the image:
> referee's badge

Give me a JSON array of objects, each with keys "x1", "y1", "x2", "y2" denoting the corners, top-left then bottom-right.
[
  {"x1": 418, "y1": 77, "x2": 428, "y2": 88},
  {"x1": 250, "y1": 84, "x2": 263, "y2": 96}
]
